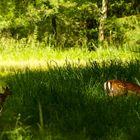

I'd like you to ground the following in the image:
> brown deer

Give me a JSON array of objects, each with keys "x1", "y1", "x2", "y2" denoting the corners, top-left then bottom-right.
[
  {"x1": 104, "y1": 80, "x2": 140, "y2": 97},
  {"x1": 0, "y1": 87, "x2": 12, "y2": 112}
]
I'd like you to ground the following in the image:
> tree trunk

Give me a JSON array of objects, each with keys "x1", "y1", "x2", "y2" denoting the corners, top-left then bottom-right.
[{"x1": 98, "y1": 0, "x2": 108, "y2": 42}]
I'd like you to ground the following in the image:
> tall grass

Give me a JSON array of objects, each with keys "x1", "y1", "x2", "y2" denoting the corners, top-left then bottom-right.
[
  {"x1": 0, "y1": 34, "x2": 139, "y2": 71},
  {"x1": 1, "y1": 59, "x2": 140, "y2": 139}
]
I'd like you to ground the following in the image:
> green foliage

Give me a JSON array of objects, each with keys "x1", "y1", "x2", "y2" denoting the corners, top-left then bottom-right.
[
  {"x1": 108, "y1": 0, "x2": 140, "y2": 17},
  {"x1": 104, "y1": 15, "x2": 140, "y2": 46},
  {"x1": 1, "y1": 0, "x2": 139, "y2": 49}
]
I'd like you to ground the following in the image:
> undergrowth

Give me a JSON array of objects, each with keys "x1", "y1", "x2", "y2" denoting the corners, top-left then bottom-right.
[{"x1": 1, "y1": 60, "x2": 140, "y2": 139}]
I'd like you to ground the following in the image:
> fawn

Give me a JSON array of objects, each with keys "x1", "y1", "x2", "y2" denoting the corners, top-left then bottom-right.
[
  {"x1": 0, "y1": 87, "x2": 12, "y2": 112},
  {"x1": 104, "y1": 79, "x2": 140, "y2": 97}
]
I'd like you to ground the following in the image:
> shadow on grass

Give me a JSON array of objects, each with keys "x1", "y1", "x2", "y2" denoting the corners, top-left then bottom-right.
[{"x1": 1, "y1": 59, "x2": 140, "y2": 139}]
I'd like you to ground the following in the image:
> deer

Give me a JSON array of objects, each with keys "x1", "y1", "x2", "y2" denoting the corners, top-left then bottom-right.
[
  {"x1": 104, "y1": 79, "x2": 140, "y2": 97},
  {"x1": 0, "y1": 86, "x2": 12, "y2": 113}
]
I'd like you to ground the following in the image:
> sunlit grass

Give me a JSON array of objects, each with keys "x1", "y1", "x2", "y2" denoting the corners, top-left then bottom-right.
[
  {"x1": 1, "y1": 46, "x2": 136, "y2": 61},
  {"x1": 0, "y1": 38, "x2": 138, "y2": 72}
]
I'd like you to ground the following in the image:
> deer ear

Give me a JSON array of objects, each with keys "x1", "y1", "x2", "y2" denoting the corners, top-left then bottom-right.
[
  {"x1": 5, "y1": 86, "x2": 9, "y2": 90},
  {"x1": 0, "y1": 105, "x2": 3, "y2": 113},
  {"x1": 2, "y1": 87, "x2": 5, "y2": 90}
]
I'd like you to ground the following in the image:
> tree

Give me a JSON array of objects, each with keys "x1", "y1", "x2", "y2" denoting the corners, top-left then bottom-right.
[{"x1": 98, "y1": 0, "x2": 108, "y2": 42}]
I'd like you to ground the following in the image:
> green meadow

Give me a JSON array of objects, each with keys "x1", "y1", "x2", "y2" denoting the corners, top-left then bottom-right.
[
  {"x1": 0, "y1": 43, "x2": 140, "y2": 140},
  {"x1": 0, "y1": 13, "x2": 140, "y2": 140}
]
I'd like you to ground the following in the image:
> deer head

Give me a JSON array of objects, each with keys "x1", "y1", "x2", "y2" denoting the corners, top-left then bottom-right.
[{"x1": 0, "y1": 86, "x2": 12, "y2": 112}]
